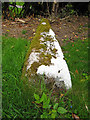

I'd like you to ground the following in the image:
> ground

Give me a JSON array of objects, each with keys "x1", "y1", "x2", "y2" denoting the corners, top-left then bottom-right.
[{"x1": 2, "y1": 15, "x2": 88, "y2": 46}]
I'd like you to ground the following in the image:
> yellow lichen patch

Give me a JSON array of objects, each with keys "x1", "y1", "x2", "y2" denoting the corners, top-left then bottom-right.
[
  {"x1": 52, "y1": 48, "x2": 57, "y2": 54},
  {"x1": 39, "y1": 52, "x2": 52, "y2": 65},
  {"x1": 44, "y1": 35, "x2": 54, "y2": 42}
]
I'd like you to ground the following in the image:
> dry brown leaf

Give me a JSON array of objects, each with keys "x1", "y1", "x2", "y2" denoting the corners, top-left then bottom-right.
[
  {"x1": 33, "y1": 29, "x2": 35, "y2": 32},
  {"x1": 60, "y1": 94, "x2": 64, "y2": 98},
  {"x1": 75, "y1": 35, "x2": 78, "y2": 38},
  {"x1": 15, "y1": 18, "x2": 25, "y2": 23},
  {"x1": 72, "y1": 44, "x2": 74, "y2": 47},
  {"x1": 75, "y1": 69, "x2": 79, "y2": 74},
  {"x1": 65, "y1": 35, "x2": 67, "y2": 38},
  {"x1": 72, "y1": 113, "x2": 80, "y2": 120}
]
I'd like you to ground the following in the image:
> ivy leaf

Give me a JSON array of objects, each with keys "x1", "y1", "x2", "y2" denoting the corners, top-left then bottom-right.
[{"x1": 57, "y1": 107, "x2": 67, "y2": 114}]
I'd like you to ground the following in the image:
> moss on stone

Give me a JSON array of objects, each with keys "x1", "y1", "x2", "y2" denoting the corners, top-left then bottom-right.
[
  {"x1": 30, "y1": 62, "x2": 41, "y2": 75},
  {"x1": 22, "y1": 18, "x2": 56, "y2": 79},
  {"x1": 52, "y1": 48, "x2": 57, "y2": 54},
  {"x1": 39, "y1": 52, "x2": 52, "y2": 65},
  {"x1": 36, "y1": 18, "x2": 51, "y2": 33},
  {"x1": 44, "y1": 35, "x2": 54, "y2": 42}
]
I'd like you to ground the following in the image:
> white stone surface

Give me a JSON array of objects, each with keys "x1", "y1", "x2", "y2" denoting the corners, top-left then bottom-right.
[
  {"x1": 27, "y1": 51, "x2": 40, "y2": 70},
  {"x1": 37, "y1": 57, "x2": 72, "y2": 89},
  {"x1": 37, "y1": 29, "x2": 72, "y2": 89},
  {"x1": 42, "y1": 22, "x2": 46, "y2": 25},
  {"x1": 26, "y1": 27, "x2": 72, "y2": 89}
]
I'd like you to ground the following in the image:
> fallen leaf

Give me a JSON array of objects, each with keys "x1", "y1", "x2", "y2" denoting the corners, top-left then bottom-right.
[
  {"x1": 7, "y1": 30, "x2": 10, "y2": 32},
  {"x1": 72, "y1": 44, "x2": 74, "y2": 47},
  {"x1": 75, "y1": 69, "x2": 79, "y2": 74},
  {"x1": 25, "y1": 25, "x2": 28, "y2": 28},
  {"x1": 75, "y1": 35, "x2": 78, "y2": 38},
  {"x1": 33, "y1": 33, "x2": 36, "y2": 35},
  {"x1": 15, "y1": 18, "x2": 25, "y2": 23},
  {"x1": 63, "y1": 24, "x2": 66, "y2": 26},
  {"x1": 11, "y1": 22, "x2": 16, "y2": 25},
  {"x1": 72, "y1": 113, "x2": 80, "y2": 120},
  {"x1": 32, "y1": 101, "x2": 35, "y2": 104},
  {"x1": 11, "y1": 46, "x2": 14, "y2": 48},
  {"x1": 60, "y1": 94, "x2": 64, "y2": 98},
  {"x1": 85, "y1": 104, "x2": 88, "y2": 111},
  {"x1": 65, "y1": 35, "x2": 67, "y2": 38},
  {"x1": 3, "y1": 24, "x2": 6, "y2": 27},
  {"x1": 70, "y1": 37, "x2": 73, "y2": 40},
  {"x1": 80, "y1": 79, "x2": 85, "y2": 82},
  {"x1": 28, "y1": 37, "x2": 33, "y2": 39},
  {"x1": 33, "y1": 29, "x2": 35, "y2": 32}
]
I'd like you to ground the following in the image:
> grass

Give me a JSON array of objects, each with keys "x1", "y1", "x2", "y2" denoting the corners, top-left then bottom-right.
[
  {"x1": 2, "y1": 35, "x2": 89, "y2": 119},
  {"x1": 0, "y1": 36, "x2": 2, "y2": 119},
  {"x1": 62, "y1": 38, "x2": 89, "y2": 118},
  {"x1": 2, "y1": 36, "x2": 35, "y2": 118}
]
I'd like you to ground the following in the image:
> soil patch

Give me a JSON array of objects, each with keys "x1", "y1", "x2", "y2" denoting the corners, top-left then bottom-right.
[{"x1": 2, "y1": 15, "x2": 88, "y2": 46}]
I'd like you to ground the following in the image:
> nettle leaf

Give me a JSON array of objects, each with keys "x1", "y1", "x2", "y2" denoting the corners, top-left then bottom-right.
[
  {"x1": 40, "y1": 112, "x2": 48, "y2": 118},
  {"x1": 47, "y1": 98, "x2": 50, "y2": 105},
  {"x1": 52, "y1": 109, "x2": 57, "y2": 113},
  {"x1": 43, "y1": 98, "x2": 51, "y2": 109},
  {"x1": 49, "y1": 105, "x2": 51, "y2": 109},
  {"x1": 40, "y1": 93, "x2": 45, "y2": 102},
  {"x1": 40, "y1": 96, "x2": 43, "y2": 102},
  {"x1": 51, "y1": 113, "x2": 56, "y2": 118},
  {"x1": 53, "y1": 103, "x2": 58, "y2": 110},
  {"x1": 35, "y1": 100, "x2": 41, "y2": 104},
  {"x1": 57, "y1": 107, "x2": 67, "y2": 114},
  {"x1": 43, "y1": 101, "x2": 49, "y2": 108},
  {"x1": 34, "y1": 93, "x2": 40, "y2": 101},
  {"x1": 51, "y1": 110, "x2": 57, "y2": 118},
  {"x1": 41, "y1": 92, "x2": 47, "y2": 102},
  {"x1": 43, "y1": 93, "x2": 47, "y2": 102}
]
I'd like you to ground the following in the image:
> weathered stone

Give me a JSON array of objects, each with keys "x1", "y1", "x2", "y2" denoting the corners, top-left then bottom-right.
[{"x1": 23, "y1": 18, "x2": 72, "y2": 90}]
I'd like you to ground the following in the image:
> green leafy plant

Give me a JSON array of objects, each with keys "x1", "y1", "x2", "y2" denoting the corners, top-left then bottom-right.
[
  {"x1": 82, "y1": 73, "x2": 88, "y2": 80},
  {"x1": 34, "y1": 92, "x2": 67, "y2": 118},
  {"x1": 66, "y1": 3, "x2": 76, "y2": 15},
  {"x1": 22, "y1": 30, "x2": 27, "y2": 34}
]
